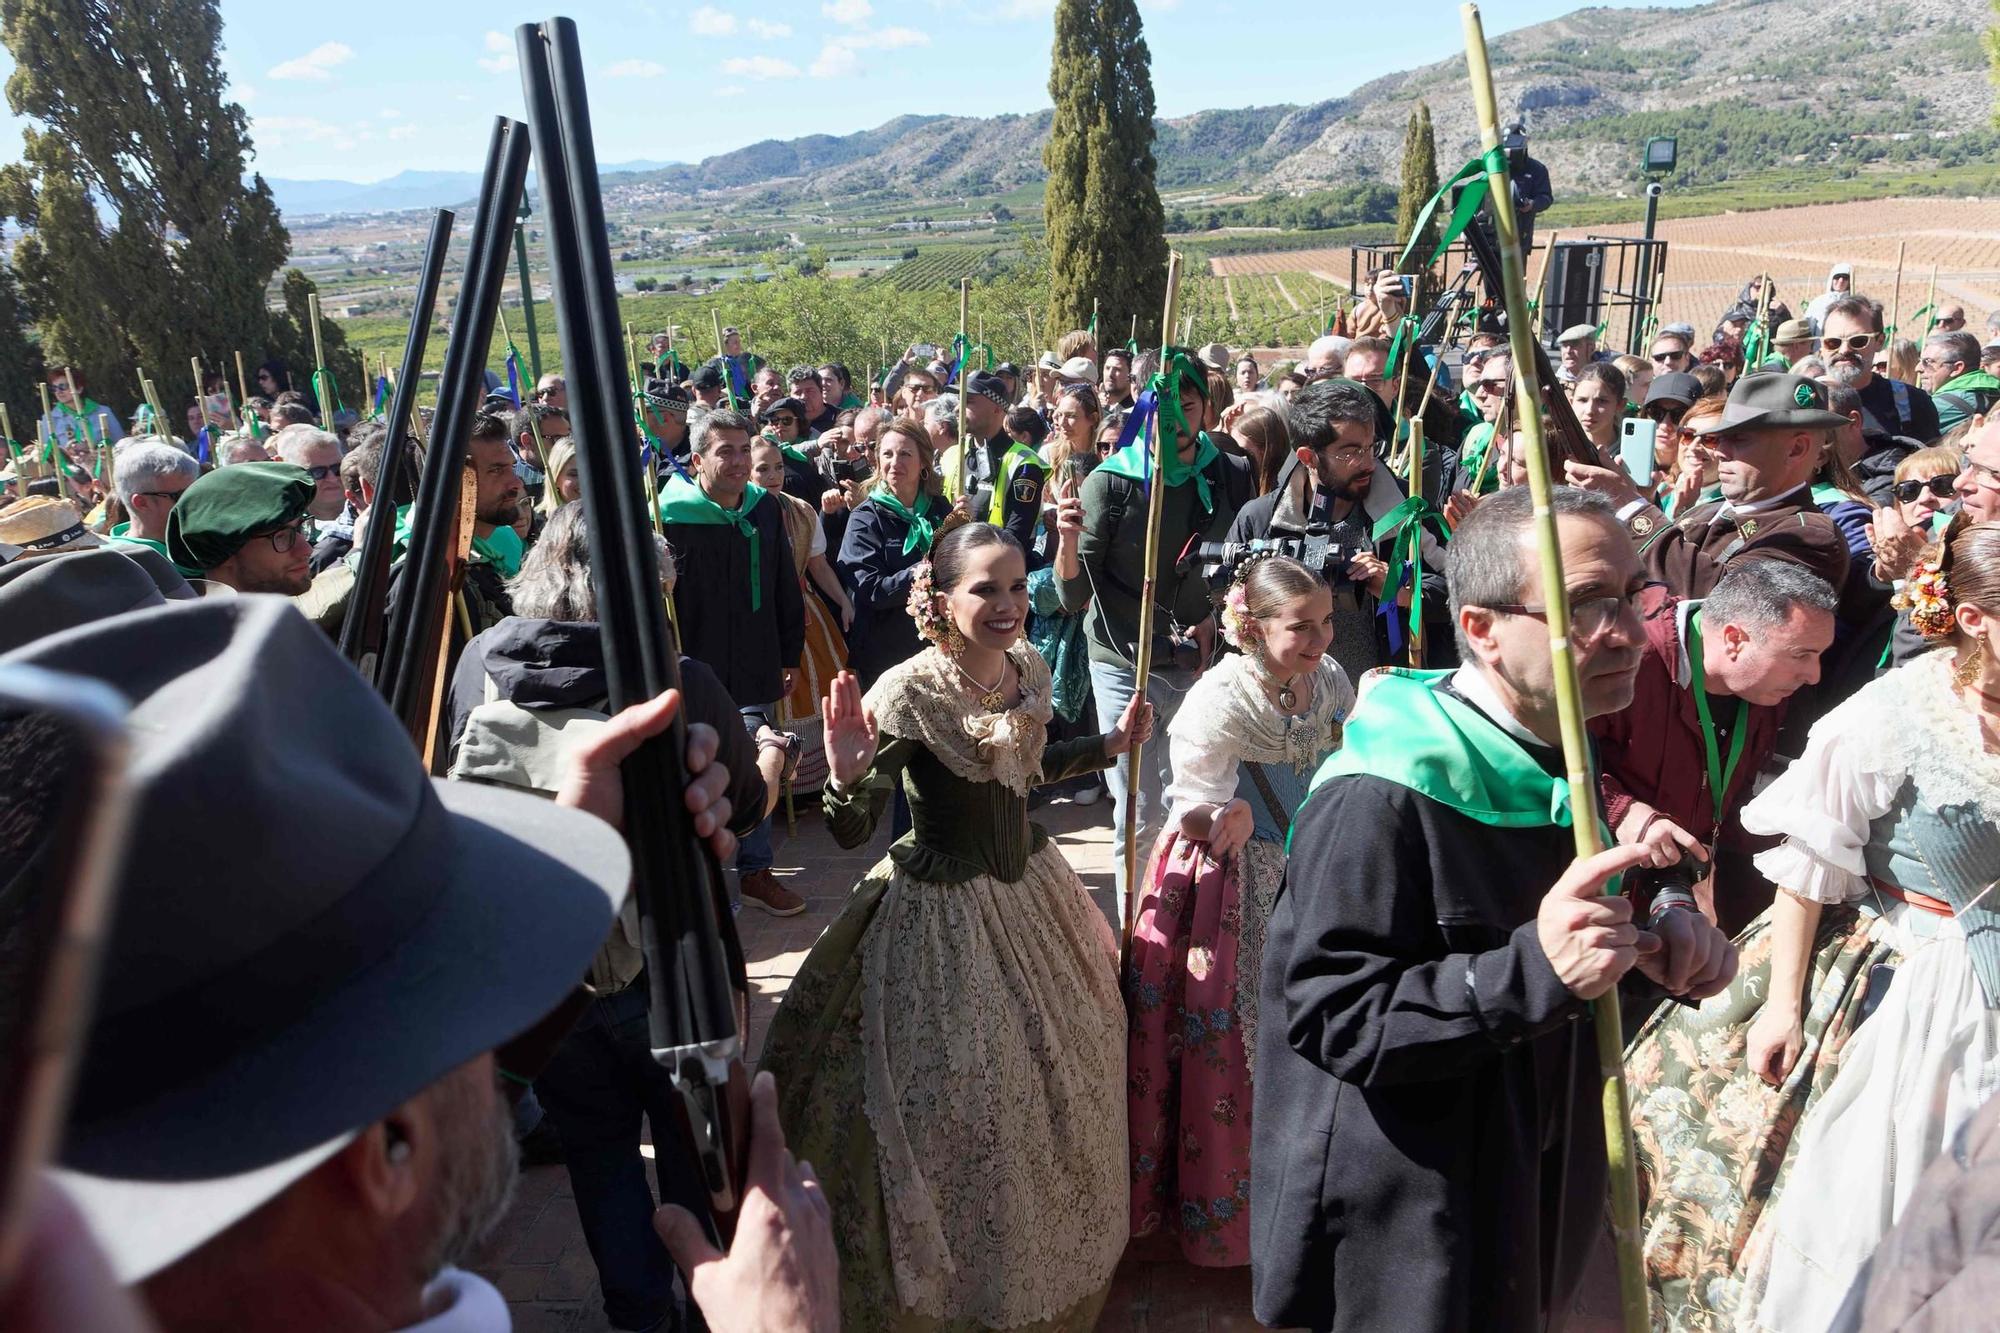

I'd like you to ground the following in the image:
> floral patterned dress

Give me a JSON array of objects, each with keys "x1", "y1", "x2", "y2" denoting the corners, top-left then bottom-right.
[
  {"x1": 1124, "y1": 653, "x2": 1352, "y2": 1266},
  {"x1": 1625, "y1": 653, "x2": 2000, "y2": 1330},
  {"x1": 758, "y1": 646, "x2": 1128, "y2": 1331}
]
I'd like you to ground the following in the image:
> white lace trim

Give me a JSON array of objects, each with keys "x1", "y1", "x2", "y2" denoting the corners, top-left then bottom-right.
[
  {"x1": 1165, "y1": 655, "x2": 1353, "y2": 808},
  {"x1": 864, "y1": 645, "x2": 1054, "y2": 796}
]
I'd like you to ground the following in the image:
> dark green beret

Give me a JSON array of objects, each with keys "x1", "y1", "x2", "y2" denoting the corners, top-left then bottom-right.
[{"x1": 166, "y1": 462, "x2": 315, "y2": 572}]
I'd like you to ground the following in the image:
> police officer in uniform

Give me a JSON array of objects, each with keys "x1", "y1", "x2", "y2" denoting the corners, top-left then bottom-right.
[{"x1": 939, "y1": 369, "x2": 1047, "y2": 556}]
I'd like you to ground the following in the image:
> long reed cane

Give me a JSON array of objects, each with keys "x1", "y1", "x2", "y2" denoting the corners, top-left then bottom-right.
[{"x1": 1462, "y1": 6, "x2": 1647, "y2": 1329}]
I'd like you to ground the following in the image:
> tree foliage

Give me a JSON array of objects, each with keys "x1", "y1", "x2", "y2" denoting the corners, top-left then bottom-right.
[
  {"x1": 265, "y1": 270, "x2": 367, "y2": 417},
  {"x1": 1987, "y1": 0, "x2": 2000, "y2": 127},
  {"x1": 1394, "y1": 102, "x2": 1440, "y2": 268},
  {"x1": 0, "y1": 0, "x2": 290, "y2": 423},
  {"x1": 0, "y1": 253, "x2": 39, "y2": 418},
  {"x1": 1043, "y1": 0, "x2": 1168, "y2": 344}
]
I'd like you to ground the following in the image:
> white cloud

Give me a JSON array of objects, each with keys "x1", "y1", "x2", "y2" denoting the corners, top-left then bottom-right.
[
  {"x1": 811, "y1": 25, "x2": 929, "y2": 77},
  {"x1": 607, "y1": 58, "x2": 666, "y2": 77},
  {"x1": 747, "y1": 18, "x2": 792, "y2": 37},
  {"x1": 722, "y1": 54, "x2": 800, "y2": 78},
  {"x1": 715, "y1": 83, "x2": 746, "y2": 96},
  {"x1": 379, "y1": 108, "x2": 403, "y2": 120},
  {"x1": 388, "y1": 125, "x2": 418, "y2": 141},
  {"x1": 266, "y1": 41, "x2": 353, "y2": 82},
  {"x1": 477, "y1": 31, "x2": 516, "y2": 73},
  {"x1": 822, "y1": 0, "x2": 872, "y2": 24},
  {"x1": 809, "y1": 45, "x2": 861, "y2": 78},
  {"x1": 690, "y1": 5, "x2": 738, "y2": 35}
]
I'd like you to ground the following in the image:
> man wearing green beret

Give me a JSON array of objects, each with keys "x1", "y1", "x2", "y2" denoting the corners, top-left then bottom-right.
[{"x1": 166, "y1": 461, "x2": 317, "y2": 595}]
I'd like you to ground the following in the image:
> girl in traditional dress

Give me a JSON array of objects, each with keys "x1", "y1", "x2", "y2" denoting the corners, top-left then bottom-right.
[
  {"x1": 1125, "y1": 554, "x2": 1352, "y2": 1266},
  {"x1": 1624, "y1": 517, "x2": 2000, "y2": 1330},
  {"x1": 760, "y1": 519, "x2": 1153, "y2": 1331}
]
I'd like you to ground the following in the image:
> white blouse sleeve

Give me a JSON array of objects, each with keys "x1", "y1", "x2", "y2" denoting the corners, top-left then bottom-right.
[
  {"x1": 809, "y1": 517, "x2": 827, "y2": 559},
  {"x1": 1740, "y1": 709, "x2": 1904, "y2": 905}
]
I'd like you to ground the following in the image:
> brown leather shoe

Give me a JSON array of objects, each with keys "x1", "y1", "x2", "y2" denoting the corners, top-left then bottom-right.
[{"x1": 739, "y1": 868, "x2": 806, "y2": 917}]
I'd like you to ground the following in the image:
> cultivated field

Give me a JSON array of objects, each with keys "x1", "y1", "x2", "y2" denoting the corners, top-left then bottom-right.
[{"x1": 1205, "y1": 197, "x2": 2000, "y2": 353}]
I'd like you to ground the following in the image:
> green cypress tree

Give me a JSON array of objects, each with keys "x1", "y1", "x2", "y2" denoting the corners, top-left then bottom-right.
[
  {"x1": 0, "y1": 253, "x2": 38, "y2": 430},
  {"x1": 1043, "y1": 0, "x2": 1167, "y2": 346},
  {"x1": 0, "y1": 0, "x2": 291, "y2": 423},
  {"x1": 1394, "y1": 101, "x2": 1441, "y2": 311},
  {"x1": 1986, "y1": 0, "x2": 2000, "y2": 127}
]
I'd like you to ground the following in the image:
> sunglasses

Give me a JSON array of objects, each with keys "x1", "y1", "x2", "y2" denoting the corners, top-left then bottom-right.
[
  {"x1": 1894, "y1": 476, "x2": 1956, "y2": 504},
  {"x1": 1650, "y1": 350, "x2": 1685, "y2": 363},
  {"x1": 304, "y1": 463, "x2": 340, "y2": 482},
  {"x1": 1821, "y1": 334, "x2": 1876, "y2": 353},
  {"x1": 1472, "y1": 380, "x2": 1510, "y2": 396},
  {"x1": 768, "y1": 414, "x2": 796, "y2": 427}
]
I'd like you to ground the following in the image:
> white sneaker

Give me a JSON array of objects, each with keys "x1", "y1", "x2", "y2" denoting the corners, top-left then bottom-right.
[{"x1": 1072, "y1": 785, "x2": 1103, "y2": 807}]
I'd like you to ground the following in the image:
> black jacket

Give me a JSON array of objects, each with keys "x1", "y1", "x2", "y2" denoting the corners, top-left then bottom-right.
[
  {"x1": 1253, "y1": 735, "x2": 1601, "y2": 1332},
  {"x1": 444, "y1": 617, "x2": 767, "y2": 839},
  {"x1": 836, "y1": 492, "x2": 942, "y2": 686},
  {"x1": 661, "y1": 490, "x2": 802, "y2": 707}
]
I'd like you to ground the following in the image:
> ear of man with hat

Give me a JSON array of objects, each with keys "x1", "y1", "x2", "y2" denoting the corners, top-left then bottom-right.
[
  {"x1": 937, "y1": 368, "x2": 1046, "y2": 553},
  {"x1": 0, "y1": 595, "x2": 640, "y2": 1325},
  {"x1": 1613, "y1": 371, "x2": 1854, "y2": 599}
]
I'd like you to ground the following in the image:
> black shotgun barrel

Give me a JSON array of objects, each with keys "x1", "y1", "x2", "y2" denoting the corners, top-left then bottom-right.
[
  {"x1": 341, "y1": 206, "x2": 455, "y2": 680},
  {"x1": 380, "y1": 118, "x2": 531, "y2": 742},
  {"x1": 517, "y1": 16, "x2": 745, "y2": 1217}
]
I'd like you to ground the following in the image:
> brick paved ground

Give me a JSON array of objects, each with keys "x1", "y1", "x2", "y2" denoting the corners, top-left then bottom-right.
[{"x1": 470, "y1": 791, "x2": 1262, "y2": 1330}]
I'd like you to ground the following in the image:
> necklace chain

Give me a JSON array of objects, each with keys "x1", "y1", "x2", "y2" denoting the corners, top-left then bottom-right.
[
  {"x1": 1254, "y1": 653, "x2": 1306, "y2": 713},
  {"x1": 951, "y1": 653, "x2": 1009, "y2": 712}
]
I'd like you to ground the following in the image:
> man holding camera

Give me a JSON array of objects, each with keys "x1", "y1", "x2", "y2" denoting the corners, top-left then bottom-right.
[
  {"x1": 1230, "y1": 377, "x2": 1445, "y2": 672},
  {"x1": 1057, "y1": 365, "x2": 1247, "y2": 909},
  {"x1": 1591, "y1": 560, "x2": 1838, "y2": 935}
]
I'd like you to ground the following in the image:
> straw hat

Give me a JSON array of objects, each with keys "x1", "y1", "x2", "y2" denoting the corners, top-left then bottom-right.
[{"x1": 0, "y1": 497, "x2": 102, "y2": 554}]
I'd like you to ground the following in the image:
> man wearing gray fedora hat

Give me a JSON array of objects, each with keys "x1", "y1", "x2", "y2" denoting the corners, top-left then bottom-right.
[
  {"x1": 1569, "y1": 372, "x2": 1854, "y2": 600},
  {"x1": 0, "y1": 596, "x2": 834, "y2": 1331}
]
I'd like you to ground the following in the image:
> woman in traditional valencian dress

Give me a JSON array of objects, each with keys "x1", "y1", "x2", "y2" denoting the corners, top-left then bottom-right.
[
  {"x1": 759, "y1": 519, "x2": 1153, "y2": 1331},
  {"x1": 1124, "y1": 554, "x2": 1352, "y2": 1266},
  {"x1": 1624, "y1": 517, "x2": 2000, "y2": 1330}
]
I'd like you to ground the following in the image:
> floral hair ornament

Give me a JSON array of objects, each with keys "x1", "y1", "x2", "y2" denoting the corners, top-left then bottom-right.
[
  {"x1": 905, "y1": 558, "x2": 962, "y2": 652},
  {"x1": 1900, "y1": 551, "x2": 1956, "y2": 638},
  {"x1": 1218, "y1": 548, "x2": 1279, "y2": 648}
]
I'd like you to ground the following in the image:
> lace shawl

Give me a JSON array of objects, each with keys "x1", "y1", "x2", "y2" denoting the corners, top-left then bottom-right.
[
  {"x1": 1164, "y1": 654, "x2": 1355, "y2": 813},
  {"x1": 864, "y1": 645, "x2": 1053, "y2": 796}
]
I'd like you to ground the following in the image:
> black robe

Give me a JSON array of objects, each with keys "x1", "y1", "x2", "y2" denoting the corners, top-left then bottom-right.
[
  {"x1": 1252, "y1": 708, "x2": 1603, "y2": 1332},
  {"x1": 661, "y1": 491, "x2": 802, "y2": 707}
]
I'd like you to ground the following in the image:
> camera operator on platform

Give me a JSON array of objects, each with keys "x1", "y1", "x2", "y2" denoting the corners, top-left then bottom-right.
[{"x1": 1230, "y1": 377, "x2": 1450, "y2": 674}]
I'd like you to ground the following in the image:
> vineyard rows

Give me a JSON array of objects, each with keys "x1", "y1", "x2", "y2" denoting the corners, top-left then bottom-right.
[{"x1": 858, "y1": 246, "x2": 991, "y2": 292}]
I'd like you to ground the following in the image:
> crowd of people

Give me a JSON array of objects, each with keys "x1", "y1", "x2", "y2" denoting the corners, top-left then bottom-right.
[{"x1": 2, "y1": 245, "x2": 1998, "y2": 1333}]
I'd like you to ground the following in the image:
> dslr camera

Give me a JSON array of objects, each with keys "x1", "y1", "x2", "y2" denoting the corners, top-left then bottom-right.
[{"x1": 1185, "y1": 524, "x2": 1371, "y2": 589}]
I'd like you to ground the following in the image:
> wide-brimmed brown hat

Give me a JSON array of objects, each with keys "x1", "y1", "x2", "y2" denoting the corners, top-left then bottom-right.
[{"x1": 1691, "y1": 371, "x2": 1849, "y2": 435}]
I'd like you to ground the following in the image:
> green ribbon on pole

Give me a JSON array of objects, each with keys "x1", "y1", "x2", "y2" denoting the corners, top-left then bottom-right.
[
  {"x1": 1910, "y1": 302, "x2": 1937, "y2": 337},
  {"x1": 1372, "y1": 492, "x2": 1453, "y2": 645},
  {"x1": 310, "y1": 369, "x2": 348, "y2": 422},
  {"x1": 1385, "y1": 314, "x2": 1421, "y2": 380},
  {"x1": 1395, "y1": 146, "x2": 1510, "y2": 274}
]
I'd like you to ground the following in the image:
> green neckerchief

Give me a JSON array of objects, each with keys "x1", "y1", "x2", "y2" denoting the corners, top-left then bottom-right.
[
  {"x1": 1809, "y1": 482, "x2": 1860, "y2": 509},
  {"x1": 778, "y1": 443, "x2": 811, "y2": 466},
  {"x1": 868, "y1": 485, "x2": 940, "y2": 556},
  {"x1": 1939, "y1": 369, "x2": 2000, "y2": 397},
  {"x1": 105, "y1": 522, "x2": 174, "y2": 563},
  {"x1": 389, "y1": 504, "x2": 525, "y2": 578},
  {"x1": 1295, "y1": 668, "x2": 1571, "y2": 851},
  {"x1": 1095, "y1": 430, "x2": 1221, "y2": 513},
  {"x1": 52, "y1": 398, "x2": 110, "y2": 446},
  {"x1": 1684, "y1": 609, "x2": 1749, "y2": 825},
  {"x1": 657, "y1": 473, "x2": 766, "y2": 611}
]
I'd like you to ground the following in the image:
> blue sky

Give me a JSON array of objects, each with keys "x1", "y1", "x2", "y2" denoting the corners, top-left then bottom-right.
[{"x1": 0, "y1": 0, "x2": 1703, "y2": 182}]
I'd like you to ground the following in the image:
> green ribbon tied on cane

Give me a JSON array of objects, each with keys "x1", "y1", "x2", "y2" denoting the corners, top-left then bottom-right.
[
  {"x1": 1395, "y1": 145, "x2": 1511, "y2": 274},
  {"x1": 310, "y1": 369, "x2": 348, "y2": 422},
  {"x1": 1385, "y1": 314, "x2": 1420, "y2": 381},
  {"x1": 951, "y1": 333, "x2": 995, "y2": 379},
  {"x1": 868, "y1": 485, "x2": 938, "y2": 556},
  {"x1": 1372, "y1": 493, "x2": 1453, "y2": 645},
  {"x1": 1910, "y1": 302, "x2": 1937, "y2": 336}
]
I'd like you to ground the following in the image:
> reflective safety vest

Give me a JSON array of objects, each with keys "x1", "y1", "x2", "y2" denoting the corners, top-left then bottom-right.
[{"x1": 941, "y1": 437, "x2": 1046, "y2": 526}]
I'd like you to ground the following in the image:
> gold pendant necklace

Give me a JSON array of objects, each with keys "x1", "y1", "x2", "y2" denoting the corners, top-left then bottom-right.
[
  {"x1": 952, "y1": 655, "x2": 1008, "y2": 712},
  {"x1": 1255, "y1": 654, "x2": 1302, "y2": 713}
]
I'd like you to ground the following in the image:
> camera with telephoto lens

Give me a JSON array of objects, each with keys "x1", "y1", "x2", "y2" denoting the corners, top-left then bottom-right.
[
  {"x1": 1185, "y1": 526, "x2": 1370, "y2": 589},
  {"x1": 832, "y1": 457, "x2": 873, "y2": 484}
]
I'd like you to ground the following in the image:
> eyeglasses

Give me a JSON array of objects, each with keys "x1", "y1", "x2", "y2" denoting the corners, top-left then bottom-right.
[
  {"x1": 1317, "y1": 440, "x2": 1375, "y2": 460},
  {"x1": 132, "y1": 488, "x2": 189, "y2": 504},
  {"x1": 1894, "y1": 476, "x2": 1956, "y2": 504},
  {"x1": 1649, "y1": 350, "x2": 1686, "y2": 364},
  {"x1": 50, "y1": 381, "x2": 73, "y2": 395},
  {"x1": 1964, "y1": 457, "x2": 2000, "y2": 490},
  {"x1": 1472, "y1": 380, "x2": 1510, "y2": 397},
  {"x1": 304, "y1": 463, "x2": 340, "y2": 482},
  {"x1": 257, "y1": 521, "x2": 308, "y2": 554},
  {"x1": 1821, "y1": 334, "x2": 1876, "y2": 353},
  {"x1": 1485, "y1": 581, "x2": 1668, "y2": 643},
  {"x1": 767, "y1": 414, "x2": 796, "y2": 428}
]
